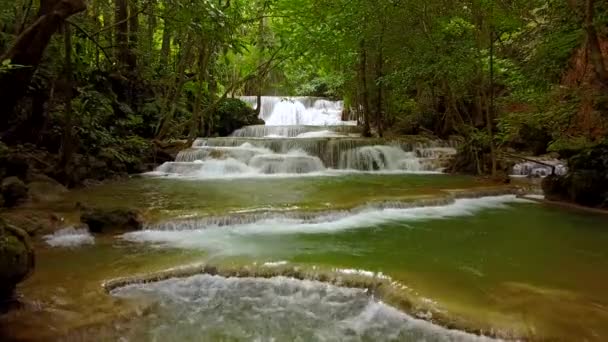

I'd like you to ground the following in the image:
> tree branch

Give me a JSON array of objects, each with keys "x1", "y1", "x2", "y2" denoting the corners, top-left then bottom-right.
[{"x1": 66, "y1": 19, "x2": 113, "y2": 66}]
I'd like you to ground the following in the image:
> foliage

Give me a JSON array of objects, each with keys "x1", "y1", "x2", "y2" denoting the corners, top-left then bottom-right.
[
  {"x1": 213, "y1": 98, "x2": 263, "y2": 136},
  {"x1": 0, "y1": 0, "x2": 606, "y2": 182}
]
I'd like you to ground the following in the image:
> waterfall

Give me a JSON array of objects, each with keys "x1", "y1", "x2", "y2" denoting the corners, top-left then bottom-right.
[
  {"x1": 339, "y1": 146, "x2": 421, "y2": 171},
  {"x1": 511, "y1": 160, "x2": 568, "y2": 178},
  {"x1": 249, "y1": 150, "x2": 326, "y2": 174},
  {"x1": 231, "y1": 125, "x2": 361, "y2": 138},
  {"x1": 148, "y1": 96, "x2": 458, "y2": 178},
  {"x1": 239, "y1": 96, "x2": 353, "y2": 126}
]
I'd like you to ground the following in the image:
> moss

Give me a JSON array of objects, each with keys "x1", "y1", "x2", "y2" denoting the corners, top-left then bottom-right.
[
  {"x1": 0, "y1": 223, "x2": 33, "y2": 300},
  {"x1": 542, "y1": 143, "x2": 608, "y2": 208}
]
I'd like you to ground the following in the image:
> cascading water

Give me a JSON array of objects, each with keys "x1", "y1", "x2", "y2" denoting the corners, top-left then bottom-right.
[
  {"x1": 510, "y1": 160, "x2": 568, "y2": 178},
  {"x1": 239, "y1": 96, "x2": 353, "y2": 126},
  {"x1": 149, "y1": 96, "x2": 457, "y2": 178},
  {"x1": 109, "y1": 274, "x2": 494, "y2": 341}
]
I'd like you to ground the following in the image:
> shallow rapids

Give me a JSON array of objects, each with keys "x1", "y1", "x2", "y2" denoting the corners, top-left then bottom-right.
[
  {"x1": 111, "y1": 274, "x2": 493, "y2": 341},
  {"x1": 124, "y1": 195, "x2": 530, "y2": 254}
]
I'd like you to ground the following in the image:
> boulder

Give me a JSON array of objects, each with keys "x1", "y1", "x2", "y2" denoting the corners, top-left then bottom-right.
[
  {"x1": 541, "y1": 175, "x2": 566, "y2": 202},
  {"x1": 81, "y1": 207, "x2": 143, "y2": 233},
  {"x1": 1, "y1": 177, "x2": 29, "y2": 207},
  {"x1": 27, "y1": 173, "x2": 68, "y2": 203},
  {"x1": 542, "y1": 143, "x2": 608, "y2": 208},
  {"x1": 4, "y1": 154, "x2": 29, "y2": 180},
  {"x1": 0, "y1": 220, "x2": 35, "y2": 302}
]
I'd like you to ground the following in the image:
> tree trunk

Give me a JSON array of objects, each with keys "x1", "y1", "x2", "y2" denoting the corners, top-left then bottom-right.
[
  {"x1": 146, "y1": 0, "x2": 156, "y2": 66},
  {"x1": 374, "y1": 46, "x2": 384, "y2": 137},
  {"x1": 0, "y1": 0, "x2": 86, "y2": 129},
  {"x1": 157, "y1": 35, "x2": 194, "y2": 139},
  {"x1": 585, "y1": 0, "x2": 608, "y2": 87},
  {"x1": 59, "y1": 24, "x2": 75, "y2": 177},
  {"x1": 487, "y1": 29, "x2": 497, "y2": 177},
  {"x1": 128, "y1": 0, "x2": 139, "y2": 70},
  {"x1": 189, "y1": 42, "x2": 211, "y2": 140},
  {"x1": 358, "y1": 40, "x2": 372, "y2": 137},
  {"x1": 159, "y1": 18, "x2": 171, "y2": 68},
  {"x1": 114, "y1": 0, "x2": 128, "y2": 67}
]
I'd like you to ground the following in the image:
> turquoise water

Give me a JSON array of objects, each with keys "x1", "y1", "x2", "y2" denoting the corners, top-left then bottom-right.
[
  {"x1": 3, "y1": 175, "x2": 608, "y2": 341},
  {"x1": 118, "y1": 194, "x2": 608, "y2": 340}
]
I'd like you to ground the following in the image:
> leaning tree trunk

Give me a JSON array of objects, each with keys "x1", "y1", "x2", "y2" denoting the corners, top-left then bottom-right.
[{"x1": 0, "y1": 0, "x2": 86, "y2": 130}]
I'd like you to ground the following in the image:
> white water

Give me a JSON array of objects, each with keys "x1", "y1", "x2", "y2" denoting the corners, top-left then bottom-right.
[
  {"x1": 123, "y1": 196, "x2": 530, "y2": 254},
  {"x1": 239, "y1": 96, "x2": 354, "y2": 126},
  {"x1": 339, "y1": 146, "x2": 422, "y2": 171},
  {"x1": 231, "y1": 125, "x2": 360, "y2": 138},
  {"x1": 296, "y1": 130, "x2": 348, "y2": 138},
  {"x1": 151, "y1": 142, "x2": 450, "y2": 178},
  {"x1": 249, "y1": 150, "x2": 326, "y2": 174},
  {"x1": 511, "y1": 160, "x2": 568, "y2": 178},
  {"x1": 111, "y1": 274, "x2": 494, "y2": 341},
  {"x1": 44, "y1": 227, "x2": 95, "y2": 248},
  {"x1": 149, "y1": 96, "x2": 458, "y2": 178}
]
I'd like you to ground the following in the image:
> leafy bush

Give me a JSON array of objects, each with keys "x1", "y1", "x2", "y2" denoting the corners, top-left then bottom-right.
[{"x1": 213, "y1": 98, "x2": 264, "y2": 136}]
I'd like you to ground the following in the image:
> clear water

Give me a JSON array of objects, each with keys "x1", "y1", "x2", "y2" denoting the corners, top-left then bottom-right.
[
  {"x1": 109, "y1": 275, "x2": 493, "y2": 342},
  {"x1": 2, "y1": 175, "x2": 608, "y2": 341},
  {"x1": 64, "y1": 174, "x2": 493, "y2": 221}
]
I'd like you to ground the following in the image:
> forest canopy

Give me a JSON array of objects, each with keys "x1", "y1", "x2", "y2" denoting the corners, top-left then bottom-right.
[{"x1": 0, "y1": 0, "x2": 607, "y2": 180}]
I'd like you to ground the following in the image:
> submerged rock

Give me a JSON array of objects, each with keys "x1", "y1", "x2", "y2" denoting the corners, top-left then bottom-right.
[
  {"x1": 81, "y1": 207, "x2": 143, "y2": 233},
  {"x1": 0, "y1": 220, "x2": 35, "y2": 303},
  {"x1": 1, "y1": 177, "x2": 29, "y2": 207}
]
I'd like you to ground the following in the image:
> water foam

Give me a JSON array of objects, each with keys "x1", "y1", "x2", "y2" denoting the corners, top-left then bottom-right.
[
  {"x1": 44, "y1": 227, "x2": 95, "y2": 248},
  {"x1": 111, "y1": 274, "x2": 494, "y2": 341},
  {"x1": 122, "y1": 196, "x2": 530, "y2": 253},
  {"x1": 511, "y1": 160, "x2": 568, "y2": 177},
  {"x1": 239, "y1": 96, "x2": 352, "y2": 126},
  {"x1": 296, "y1": 130, "x2": 348, "y2": 138}
]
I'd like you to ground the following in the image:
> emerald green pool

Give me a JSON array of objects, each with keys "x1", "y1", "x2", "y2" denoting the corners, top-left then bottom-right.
[
  {"x1": 65, "y1": 174, "x2": 495, "y2": 220},
  {"x1": 2, "y1": 174, "x2": 607, "y2": 341}
]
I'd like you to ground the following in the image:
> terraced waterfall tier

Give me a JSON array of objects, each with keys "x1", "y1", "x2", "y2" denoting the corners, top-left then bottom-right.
[
  {"x1": 16, "y1": 96, "x2": 608, "y2": 342},
  {"x1": 152, "y1": 136, "x2": 457, "y2": 177},
  {"x1": 231, "y1": 125, "x2": 362, "y2": 138},
  {"x1": 148, "y1": 95, "x2": 458, "y2": 177},
  {"x1": 238, "y1": 96, "x2": 352, "y2": 125}
]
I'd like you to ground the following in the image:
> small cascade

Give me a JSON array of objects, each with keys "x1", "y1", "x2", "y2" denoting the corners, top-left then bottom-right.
[
  {"x1": 249, "y1": 150, "x2": 325, "y2": 174},
  {"x1": 239, "y1": 96, "x2": 353, "y2": 126},
  {"x1": 231, "y1": 125, "x2": 361, "y2": 138},
  {"x1": 149, "y1": 96, "x2": 458, "y2": 178},
  {"x1": 339, "y1": 146, "x2": 422, "y2": 171},
  {"x1": 176, "y1": 143, "x2": 271, "y2": 164},
  {"x1": 156, "y1": 159, "x2": 256, "y2": 177},
  {"x1": 511, "y1": 160, "x2": 568, "y2": 178}
]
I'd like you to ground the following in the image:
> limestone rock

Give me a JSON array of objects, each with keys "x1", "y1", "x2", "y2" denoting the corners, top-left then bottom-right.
[
  {"x1": 542, "y1": 143, "x2": 608, "y2": 208},
  {"x1": 0, "y1": 221, "x2": 35, "y2": 302},
  {"x1": 27, "y1": 173, "x2": 68, "y2": 203},
  {"x1": 81, "y1": 207, "x2": 143, "y2": 233}
]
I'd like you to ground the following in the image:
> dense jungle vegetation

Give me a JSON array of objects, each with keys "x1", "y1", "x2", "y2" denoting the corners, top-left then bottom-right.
[{"x1": 0, "y1": 0, "x2": 606, "y2": 184}]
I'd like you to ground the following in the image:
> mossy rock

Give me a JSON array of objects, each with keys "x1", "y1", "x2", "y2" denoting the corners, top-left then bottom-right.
[
  {"x1": 81, "y1": 207, "x2": 143, "y2": 233},
  {"x1": 1, "y1": 176, "x2": 29, "y2": 208},
  {"x1": 0, "y1": 221, "x2": 35, "y2": 302},
  {"x1": 542, "y1": 143, "x2": 608, "y2": 208}
]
